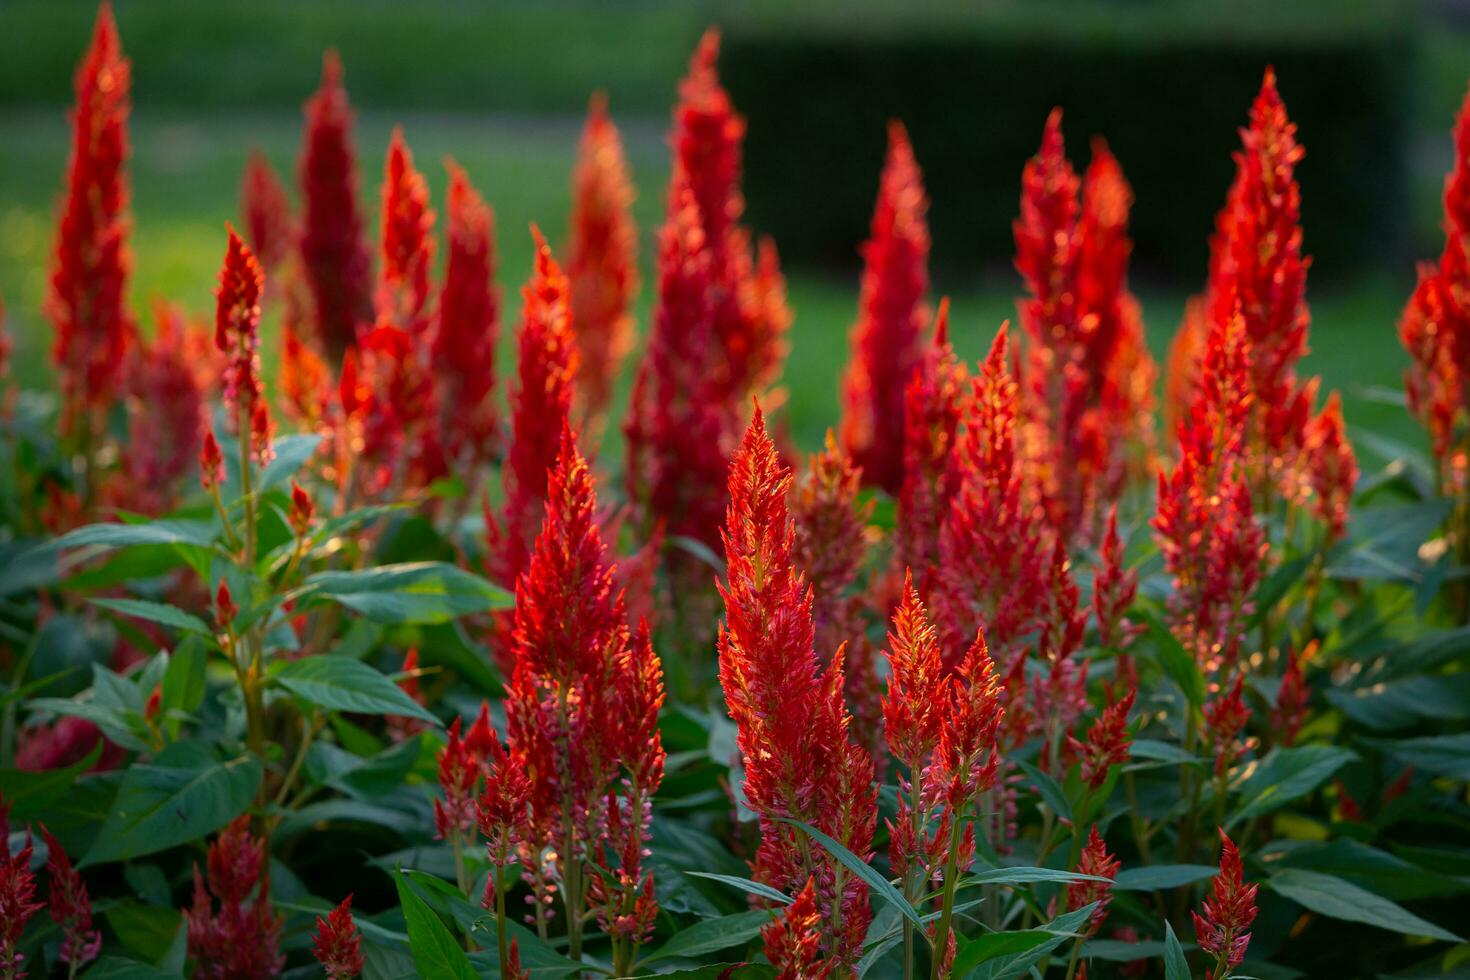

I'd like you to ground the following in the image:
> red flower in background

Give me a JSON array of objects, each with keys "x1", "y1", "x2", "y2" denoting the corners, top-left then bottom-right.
[
  {"x1": 48, "y1": 1, "x2": 133, "y2": 451},
  {"x1": 299, "y1": 50, "x2": 373, "y2": 360},
  {"x1": 312, "y1": 895, "x2": 364, "y2": 980},
  {"x1": 42, "y1": 828, "x2": 101, "y2": 968},
  {"x1": 184, "y1": 817, "x2": 284, "y2": 979},
  {"x1": 1193, "y1": 830, "x2": 1259, "y2": 977},
  {"x1": 1068, "y1": 825, "x2": 1120, "y2": 938},
  {"x1": 377, "y1": 127, "x2": 436, "y2": 340},
  {"x1": 0, "y1": 800, "x2": 42, "y2": 979},
  {"x1": 239, "y1": 150, "x2": 294, "y2": 275},
  {"x1": 566, "y1": 93, "x2": 639, "y2": 439},
  {"x1": 762, "y1": 879, "x2": 831, "y2": 980},
  {"x1": 840, "y1": 121, "x2": 931, "y2": 495},
  {"x1": 215, "y1": 225, "x2": 272, "y2": 466},
  {"x1": 717, "y1": 407, "x2": 876, "y2": 970},
  {"x1": 434, "y1": 160, "x2": 500, "y2": 473}
]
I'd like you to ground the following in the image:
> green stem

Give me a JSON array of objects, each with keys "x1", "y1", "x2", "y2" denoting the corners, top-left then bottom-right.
[{"x1": 928, "y1": 816, "x2": 964, "y2": 980}]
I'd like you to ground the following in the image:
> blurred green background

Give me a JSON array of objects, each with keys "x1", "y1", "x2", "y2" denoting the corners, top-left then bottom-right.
[{"x1": 0, "y1": 0, "x2": 1463, "y2": 456}]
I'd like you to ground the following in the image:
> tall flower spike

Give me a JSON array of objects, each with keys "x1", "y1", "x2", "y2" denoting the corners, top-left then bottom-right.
[
  {"x1": 0, "y1": 800, "x2": 42, "y2": 978},
  {"x1": 718, "y1": 407, "x2": 876, "y2": 970},
  {"x1": 239, "y1": 149, "x2": 293, "y2": 274},
  {"x1": 567, "y1": 93, "x2": 639, "y2": 437},
  {"x1": 184, "y1": 816, "x2": 284, "y2": 979},
  {"x1": 935, "y1": 323, "x2": 1053, "y2": 667},
  {"x1": 377, "y1": 127, "x2": 436, "y2": 338},
  {"x1": 897, "y1": 298, "x2": 967, "y2": 586},
  {"x1": 313, "y1": 895, "x2": 364, "y2": 980},
  {"x1": 882, "y1": 571, "x2": 951, "y2": 772},
  {"x1": 762, "y1": 879, "x2": 832, "y2": 980},
  {"x1": 1067, "y1": 825, "x2": 1119, "y2": 939},
  {"x1": 434, "y1": 160, "x2": 500, "y2": 472},
  {"x1": 299, "y1": 50, "x2": 373, "y2": 359},
  {"x1": 48, "y1": 0, "x2": 133, "y2": 448},
  {"x1": 487, "y1": 229, "x2": 578, "y2": 671},
  {"x1": 839, "y1": 120, "x2": 931, "y2": 494},
  {"x1": 1193, "y1": 830, "x2": 1259, "y2": 977},
  {"x1": 215, "y1": 225, "x2": 271, "y2": 467}
]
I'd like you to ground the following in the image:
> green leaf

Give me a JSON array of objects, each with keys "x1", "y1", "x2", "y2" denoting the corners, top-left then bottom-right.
[
  {"x1": 1327, "y1": 675, "x2": 1470, "y2": 730},
  {"x1": 1163, "y1": 920, "x2": 1191, "y2": 980},
  {"x1": 303, "y1": 562, "x2": 512, "y2": 624},
  {"x1": 394, "y1": 870, "x2": 479, "y2": 980},
  {"x1": 1128, "y1": 739, "x2": 1205, "y2": 768},
  {"x1": 1269, "y1": 869, "x2": 1464, "y2": 943},
  {"x1": 105, "y1": 902, "x2": 182, "y2": 962},
  {"x1": 966, "y1": 866, "x2": 1112, "y2": 886},
  {"x1": 775, "y1": 817, "x2": 924, "y2": 931},
  {"x1": 90, "y1": 597, "x2": 212, "y2": 635},
  {"x1": 82, "y1": 958, "x2": 177, "y2": 979},
  {"x1": 685, "y1": 871, "x2": 794, "y2": 906},
  {"x1": 1228, "y1": 745, "x2": 1355, "y2": 826},
  {"x1": 81, "y1": 742, "x2": 261, "y2": 865},
  {"x1": 26, "y1": 697, "x2": 147, "y2": 752},
  {"x1": 965, "y1": 904, "x2": 1096, "y2": 979},
  {"x1": 1145, "y1": 612, "x2": 1205, "y2": 709},
  {"x1": 641, "y1": 909, "x2": 776, "y2": 964},
  {"x1": 1113, "y1": 864, "x2": 1220, "y2": 891},
  {"x1": 47, "y1": 519, "x2": 219, "y2": 552},
  {"x1": 273, "y1": 655, "x2": 439, "y2": 724},
  {"x1": 950, "y1": 931, "x2": 1055, "y2": 975},
  {"x1": 1362, "y1": 732, "x2": 1470, "y2": 780},
  {"x1": 0, "y1": 744, "x2": 103, "y2": 822},
  {"x1": 1015, "y1": 760, "x2": 1073, "y2": 822},
  {"x1": 259, "y1": 434, "x2": 323, "y2": 491},
  {"x1": 162, "y1": 638, "x2": 207, "y2": 716}
]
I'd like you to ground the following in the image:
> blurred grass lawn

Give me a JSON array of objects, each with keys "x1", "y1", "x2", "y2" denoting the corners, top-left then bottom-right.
[{"x1": 0, "y1": 107, "x2": 1422, "y2": 464}]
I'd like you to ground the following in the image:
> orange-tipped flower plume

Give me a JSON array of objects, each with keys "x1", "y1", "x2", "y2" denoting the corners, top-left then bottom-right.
[
  {"x1": 762, "y1": 879, "x2": 831, "y2": 980},
  {"x1": 839, "y1": 121, "x2": 931, "y2": 495},
  {"x1": 717, "y1": 407, "x2": 876, "y2": 969},
  {"x1": 299, "y1": 50, "x2": 372, "y2": 359},
  {"x1": 48, "y1": 1, "x2": 133, "y2": 448},
  {"x1": 567, "y1": 94, "x2": 639, "y2": 436}
]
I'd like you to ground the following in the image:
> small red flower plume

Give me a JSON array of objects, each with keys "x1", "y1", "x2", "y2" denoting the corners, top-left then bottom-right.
[
  {"x1": 184, "y1": 816, "x2": 284, "y2": 979},
  {"x1": 1192, "y1": 830, "x2": 1259, "y2": 977},
  {"x1": 1067, "y1": 825, "x2": 1119, "y2": 939},
  {"x1": 567, "y1": 93, "x2": 639, "y2": 437},
  {"x1": 239, "y1": 149, "x2": 293, "y2": 274},
  {"x1": 434, "y1": 159, "x2": 500, "y2": 472},
  {"x1": 1303, "y1": 392, "x2": 1357, "y2": 545},
  {"x1": 1069, "y1": 689, "x2": 1135, "y2": 790},
  {"x1": 289, "y1": 480, "x2": 314, "y2": 537},
  {"x1": 762, "y1": 879, "x2": 831, "y2": 980},
  {"x1": 214, "y1": 580, "x2": 236, "y2": 628},
  {"x1": 1204, "y1": 673, "x2": 1252, "y2": 778},
  {"x1": 279, "y1": 320, "x2": 333, "y2": 430},
  {"x1": 435, "y1": 717, "x2": 481, "y2": 840},
  {"x1": 1272, "y1": 642, "x2": 1313, "y2": 747},
  {"x1": 840, "y1": 120, "x2": 931, "y2": 495},
  {"x1": 215, "y1": 224, "x2": 272, "y2": 466},
  {"x1": 112, "y1": 304, "x2": 205, "y2": 515},
  {"x1": 377, "y1": 127, "x2": 436, "y2": 338},
  {"x1": 0, "y1": 800, "x2": 42, "y2": 977},
  {"x1": 897, "y1": 298, "x2": 967, "y2": 586},
  {"x1": 717, "y1": 406, "x2": 876, "y2": 970},
  {"x1": 48, "y1": 0, "x2": 134, "y2": 447},
  {"x1": 881, "y1": 571, "x2": 950, "y2": 775},
  {"x1": 298, "y1": 50, "x2": 373, "y2": 359},
  {"x1": 199, "y1": 427, "x2": 224, "y2": 492},
  {"x1": 313, "y1": 894, "x2": 364, "y2": 980},
  {"x1": 41, "y1": 827, "x2": 101, "y2": 969}
]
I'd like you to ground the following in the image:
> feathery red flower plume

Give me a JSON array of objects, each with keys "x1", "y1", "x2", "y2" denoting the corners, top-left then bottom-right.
[
  {"x1": 434, "y1": 160, "x2": 500, "y2": 472},
  {"x1": 215, "y1": 225, "x2": 272, "y2": 466},
  {"x1": 763, "y1": 879, "x2": 832, "y2": 980},
  {"x1": 1303, "y1": 391, "x2": 1356, "y2": 545},
  {"x1": 313, "y1": 895, "x2": 364, "y2": 980},
  {"x1": 435, "y1": 716, "x2": 481, "y2": 840},
  {"x1": 111, "y1": 303, "x2": 205, "y2": 514},
  {"x1": 239, "y1": 149, "x2": 293, "y2": 274},
  {"x1": 718, "y1": 407, "x2": 876, "y2": 969},
  {"x1": 1067, "y1": 825, "x2": 1119, "y2": 939},
  {"x1": 567, "y1": 93, "x2": 639, "y2": 437},
  {"x1": 377, "y1": 127, "x2": 436, "y2": 338},
  {"x1": 840, "y1": 121, "x2": 931, "y2": 494},
  {"x1": 882, "y1": 571, "x2": 950, "y2": 774},
  {"x1": 1068, "y1": 689, "x2": 1135, "y2": 789},
  {"x1": 299, "y1": 50, "x2": 372, "y2": 359},
  {"x1": 1193, "y1": 830, "x2": 1258, "y2": 977},
  {"x1": 49, "y1": 1, "x2": 133, "y2": 454},
  {"x1": 0, "y1": 800, "x2": 41, "y2": 980},
  {"x1": 1204, "y1": 673, "x2": 1252, "y2": 778},
  {"x1": 1272, "y1": 643, "x2": 1313, "y2": 747},
  {"x1": 185, "y1": 816, "x2": 284, "y2": 978}
]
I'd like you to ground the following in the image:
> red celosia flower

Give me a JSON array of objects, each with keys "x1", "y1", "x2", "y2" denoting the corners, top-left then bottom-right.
[
  {"x1": 15, "y1": 717, "x2": 123, "y2": 774},
  {"x1": 0, "y1": 800, "x2": 42, "y2": 978},
  {"x1": 312, "y1": 894, "x2": 363, "y2": 980},
  {"x1": 387, "y1": 649, "x2": 428, "y2": 743},
  {"x1": 1093, "y1": 505, "x2": 1142, "y2": 658},
  {"x1": 1204, "y1": 674, "x2": 1252, "y2": 778},
  {"x1": 476, "y1": 724, "x2": 533, "y2": 863},
  {"x1": 1193, "y1": 830, "x2": 1259, "y2": 977},
  {"x1": 717, "y1": 407, "x2": 876, "y2": 969},
  {"x1": 377, "y1": 127, "x2": 436, "y2": 339},
  {"x1": 762, "y1": 878, "x2": 831, "y2": 980},
  {"x1": 503, "y1": 939, "x2": 529, "y2": 980},
  {"x1": 111, "y1": 303, "x2": 205, "y2": 514},
  {"x1": 935, "y1": 323, "x2": 1054, "y2": 667},
  {"x1": 48, "y1": 1, "x2": 134, "y2": 448},
  {"x1": 185, "y1": 816, "x2": 284, "y2": 979},
  {"x1": 882, "y1": 571, "x2": 951, "y2": 773},
  {"x1": 239, "y1": 149, "x2": 293, "y2": 275},
  {"x1": 792, "y1": 432, "x2": 870, "y2": 656},
  {"x1": 1067, "y1": 825, "x2": 1120, "y2": 939},
  {"x1": 42, "y1": 827, "x2": 100, "y2": 968},
  {"x1": 214, "y1": 580, "x2": 236, "y2": 628},
  {"x1": 1069, "y1": 689, "x2": 1135, "y2": 790},
  {"x1": 279, "y1": 321, "x2": 333, "y2": 431},
  {"x1": 199, "y1": 428, "x2": 224, "y2": 492},
  {"x1": 1303, "y1": 392, "x2": 1357, "y2": 545},
  {"x1": 896, "y1": 298, "x2": 967, "y2": 586},
  {"x1": 345, "y1": 319, "x2": 438, "y2": 497},
  {"x1": 298, "y1": 50, "x2": 373, "y2": 359},
  {"x1": 433, "y1": 160, "x2": 500, "y2": 472},
  {"x1": 289, "y1": 480, "x2": 314, "y2": 537},
  {"x1": 1013, "y1": 112, "x2": 1155, "y2": 538},
  {"x1": 435, "y1": 716, "x2": 482, "y2": 840},
  {"x1": 839, "y1": 120, "x2": 931, "y2": 495},
  {"x1": 1271, "y1": 643, "x2": 1312, "y2": 747},
  {"x1": 215, "y1": 225, "x2": 272, "y2": 467},
  {"x1": 566, "y1": 93, "x2": 639, "y2": 437},
  {"x1": 487, "y1": 229, "x2": 578, "y2": 612},
  {"x1": 1153, "y1": 310, "x2": 1266, "y2": 671}
]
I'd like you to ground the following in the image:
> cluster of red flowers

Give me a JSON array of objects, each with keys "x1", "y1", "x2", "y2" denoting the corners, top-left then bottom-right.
[
  {"x1": 0, "y1": 801, "x2": 104, "y2": 978},
  {"x1": 184, "y1": 816, "x2": 284, "y2": 978}
]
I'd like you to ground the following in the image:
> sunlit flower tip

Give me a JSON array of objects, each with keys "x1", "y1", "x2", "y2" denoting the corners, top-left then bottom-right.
[
  {"x1": 214, "y1": 580, "x2": 237, "y2": 628},
  {"x1": 1204, "y1": 673, "x2": 1251, "y2": 778},
  {"x1": 41, "y1": 827, "x2": 101, "y2": 967},
  {"x1": 1067, "y1": 825, "x2": 1120, "y2": 938},
  {"x1": 312, "y1": 894, "x2": 364, "y2": 980},
  {"x1": 288, "y1": 479, "x2": 315, "y2": 536},
  {"x1": 0, "y1": 799, "x2": 42, "y2": 975},
  {"x1": 1193, "y1": 830, "x2": 1259, "y2": 974},
  {"x1": 215, "y1": 225, "x2": 265, "y2": 353},
  {"x1": 199, "y1": 428, "x2": 225, "y2": 491},
  {"x1": 762, "y1": 879, "x2": 829, "y2": 980},
  {"x1": 881, "y1": 570, "x2": 950, "y2": 767}
]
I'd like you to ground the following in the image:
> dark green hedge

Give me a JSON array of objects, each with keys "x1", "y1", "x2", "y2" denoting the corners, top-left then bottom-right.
[{"x1": 721, "y1": 23, "x2": 1413, "y2": 286}]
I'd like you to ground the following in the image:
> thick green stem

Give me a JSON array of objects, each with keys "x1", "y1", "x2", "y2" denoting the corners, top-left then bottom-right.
[{"x1": 928, "y1": 816, "x2": 965, "y2": 980}]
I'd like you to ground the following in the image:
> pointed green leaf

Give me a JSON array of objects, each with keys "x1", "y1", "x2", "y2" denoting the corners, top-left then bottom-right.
[
  {"x1": 685, "y1": 871, "x2": 794, "y2": 906},
  {"x1": 303, "y1": 562, "x2": 511, "y2": 624},
  {"x1": 1163, "y1": 920, "x2": 1190, "y2": 980},
  {"x1": 775, "y1": 817, "x2": 924, "y2": 931},
  {"x1": 1268, "y1": 869, "x2": 1464, "y2": 943},
  {"x1": 90, "y1": 597, "x2": 211, "y2": 635},
  {"x1": 273, "y1": 655, "x2": 439, "y2": 724},
  {"x1": 642, "y1": 909, "x2": 776, "y2": 964},
  {"x1": 394, "y1": 870, "x2": 479, "y2": 980}
]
